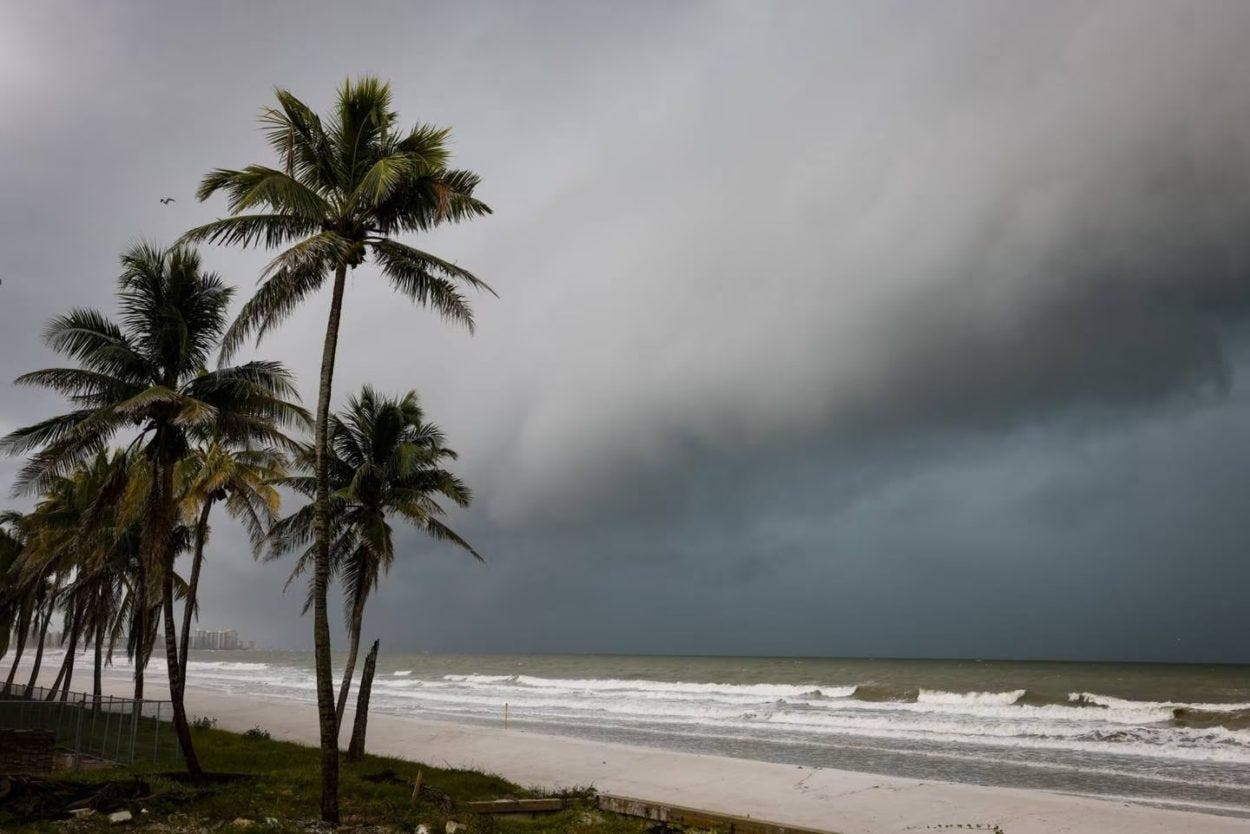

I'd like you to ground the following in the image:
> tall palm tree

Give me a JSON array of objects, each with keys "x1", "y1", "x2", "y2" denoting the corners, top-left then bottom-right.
[
  {"x1": 176, "y1": 440, "x2": 284, "y2": 683},
  {"x1": 268, "y1": 387, "x2": 479, "y2": 737},
  {"x1": 1, "y1": 243, "x2": 306, "y2": 776},
  {"x1": 183, "y1": 77, "x2": 492, "y2": 820}
]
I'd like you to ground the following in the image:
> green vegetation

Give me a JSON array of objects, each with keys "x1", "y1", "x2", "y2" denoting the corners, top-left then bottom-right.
[{"x1": 0, "y1": 724, "x2": 645, "y2": 834}]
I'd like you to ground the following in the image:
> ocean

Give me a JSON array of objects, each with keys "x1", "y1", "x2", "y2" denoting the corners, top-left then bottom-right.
[{"x1": 40, "y1": 650, "x2": 1250, "y2": 817}]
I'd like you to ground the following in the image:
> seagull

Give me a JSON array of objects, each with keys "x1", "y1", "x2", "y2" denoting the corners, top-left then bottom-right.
[{"x1": 160, "y1": 197, "x2": 176, "y2": 205}]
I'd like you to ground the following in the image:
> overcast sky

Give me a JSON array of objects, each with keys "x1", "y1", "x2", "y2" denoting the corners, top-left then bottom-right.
[{"x1": 2, "y1": 1, "x2": 1249, "y2": 662}]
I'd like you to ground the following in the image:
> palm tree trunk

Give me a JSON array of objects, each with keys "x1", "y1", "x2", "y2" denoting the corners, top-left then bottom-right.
[
  {"x1": 46, "y1": 650, "x2": 69, "y2": 697},
  {"x1": 5, "y1": 600, "x2": 34, "y2": 690},
  {"x1": 345, "y1": 639, "x2": 379, "y2": 762},
  {"x1": 49, "y1": 598, "x2": 84, "y2": 701},
  {"x1": 334, "y1": 593, "x2": 366, "y2": 735},
  {"x1": 25, "y1": 595, "x2": 56, "y2": 697},
  {"x1": 60, "y1": 601, "x2": 85, "y2": 701},
  {"x1": 133, "y1": 559, "x2": 147, "y2": 703},
  {"x1": 93, "y1": 615, "x2": 105, "y2": 709},
  {"x1": 178, "y1": 500, "x2": 213, "y2": 685},
  {"x1": 312, "y1": 261, "x2": 349, "y2": 823},
  {"x1": 148, "y1": 455, "x2": 202, "y2": 777}
]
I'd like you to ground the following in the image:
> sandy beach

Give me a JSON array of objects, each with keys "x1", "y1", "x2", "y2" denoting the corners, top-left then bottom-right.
[{"x1": 14, "y1": 657, "x2": 1244, "y2": 834}]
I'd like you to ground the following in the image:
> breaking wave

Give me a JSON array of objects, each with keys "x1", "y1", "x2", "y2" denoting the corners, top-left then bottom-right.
[{"x1": 1172, "y1": 707, "x2": 1250, "y2": 732}]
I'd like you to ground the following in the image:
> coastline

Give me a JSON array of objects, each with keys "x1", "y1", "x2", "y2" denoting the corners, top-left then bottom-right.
[
  {"x1": 184, "y1": 684, "x2": 1250, "y2": 833},
  {"x1": 19, "y1": 657, "x2": 1240, "y2": 834}
]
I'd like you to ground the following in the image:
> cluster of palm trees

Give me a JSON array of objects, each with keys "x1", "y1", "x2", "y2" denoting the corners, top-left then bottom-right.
[{"x1": 0, "y1": 78, "x2": 492, "y2": 821}]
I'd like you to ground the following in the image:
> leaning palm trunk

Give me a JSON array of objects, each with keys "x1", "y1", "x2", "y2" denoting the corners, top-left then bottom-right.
[
  {"x1": 46, "y1": 651, "x2": 69, "y2": 698},
  {"x1": 334, "y1": 594, "x2": 366, "y2": 734},
  {"x1": 48, "y1": 598, "x2": 85, "y2": 701},
  {"x1": 178, "y1": 500, "x2": 213, "y2": 684},
  {"x1": 46, "y1": 651, "x2": 69, "y2": 697},
  {"x1": 5, "y1": 601, "x2": 34, "y2": 688},
  {"x1": 25, "y1": 596, "x2": 56, "y2": 697},
  {"x1": 312, "y1": 263, "x2": 349, "y2": 821},
  {"x1": 346, "y1": 639, "x2": 379, "y2": 762}
]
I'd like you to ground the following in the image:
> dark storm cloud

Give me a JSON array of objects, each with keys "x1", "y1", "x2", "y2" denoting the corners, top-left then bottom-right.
[{"x1": 2, "y1": 1, "x2": 1250, "y2": 660}]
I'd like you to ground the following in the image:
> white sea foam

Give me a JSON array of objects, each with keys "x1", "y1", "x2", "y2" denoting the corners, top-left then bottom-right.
[
  {"x1": 187, "y1": 661, "x2": 271, "y2": 672},
  {"x1": 442, "y1": 673, "x2": 856, "y2": 700},
  {"x1": 392, "y1": 670, "x2": 412, "y2": 676},
  {"x1": 1070, "y1": 691, "x2": 1250, "y2": 712},
  {"x1": 918, "y1": 688, "x2": 1025, "y2": 705}
]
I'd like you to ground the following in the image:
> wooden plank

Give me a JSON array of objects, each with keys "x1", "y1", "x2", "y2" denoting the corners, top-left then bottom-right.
[
  {"x1": 465, "y1": 798, "x2": 567, "y2": 815},
  {"x1": 597, "y1": 794, "x2": 837, "y2": 834}
]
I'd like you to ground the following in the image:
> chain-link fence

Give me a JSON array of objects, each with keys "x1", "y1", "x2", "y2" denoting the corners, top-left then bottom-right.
[{"x1": 0, "y1": 682, "x2": 179, "y2": 767}]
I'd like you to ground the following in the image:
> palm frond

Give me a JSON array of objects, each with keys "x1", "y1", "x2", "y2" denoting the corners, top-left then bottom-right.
[
  {"x1": 197, "y1": 166, "x2": 332, "y2": 220},
  {"x1": 218, "y1": 260, "x2": 328, "y2": 361},
  {"x1": 372, "y1": 240, "x2": 494, "y2": 332},
  {"x1": 180, "y1": 214, "x2": 321, "y2": 249}
]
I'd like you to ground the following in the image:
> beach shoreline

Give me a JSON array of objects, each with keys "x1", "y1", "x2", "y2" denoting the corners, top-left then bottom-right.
[
  {"x1": 9, "y1": 655, "x2": 1244, "y2": 834},
  {"x1": 182, "y1": 684, "x2": 1250, "y2": 833}
]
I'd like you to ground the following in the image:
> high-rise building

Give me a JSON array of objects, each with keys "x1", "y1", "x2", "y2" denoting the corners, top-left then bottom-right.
[{"x1": 189, "y1": 628, "x2": 245, "y2": 650}]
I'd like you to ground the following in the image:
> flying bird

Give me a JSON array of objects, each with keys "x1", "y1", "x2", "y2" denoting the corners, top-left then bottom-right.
[{"x1": 160, "y1": 197, "x2": 176, "y2": 204}]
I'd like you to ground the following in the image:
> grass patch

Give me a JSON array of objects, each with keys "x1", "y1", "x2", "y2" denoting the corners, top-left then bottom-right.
[{"x1": 0, "y1": 723, "x2": 648, "y2": 834}]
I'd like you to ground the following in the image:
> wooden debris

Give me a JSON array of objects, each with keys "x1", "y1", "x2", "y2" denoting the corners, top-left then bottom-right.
[
  {"x1": 465, "y1": 798, "x2": 567, "y2": 816},
  {"x1": 598, "y1": 794, "x2": 836, "y2": 834},
  {"x1": 410, "y1": 769, "x2": 423, "y2": 807}
]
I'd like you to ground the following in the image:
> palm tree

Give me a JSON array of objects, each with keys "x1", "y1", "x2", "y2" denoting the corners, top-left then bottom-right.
[
  {"x1": 268, "y1": 387, "x2": 479, "y2": 738},
  {"x1": 0, "y1": 514, "x2": 23, "y2": 682},
  {"x1": 1, "y1": 511, "x2": 33, "y2": 691},
  {"x1": 25, "y1": 452, "x2": 135, "y2": 703},
  {"x1": 17, "y1": 465, "x2": 101, "y2": 702},
  {"x1": 1, "y1": 242, "x2": 306, "y2": 776},
  {"x1": 183, "y1": 77, "x2": 493, "y2": 820},
  {"x1": 18, "y1": 576, "x2": 59, "y2": 698},
  {"x1": 176, "y1": 440, "x2": 284, "y2": 684},
  {"x1": 69, "y1": 451, "x2": 146, "y2": 709}
]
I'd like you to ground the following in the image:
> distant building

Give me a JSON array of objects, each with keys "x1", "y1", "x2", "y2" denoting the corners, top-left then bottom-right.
[{"x1": 189, "y1": 628, "x2": 251, "y2": 650}]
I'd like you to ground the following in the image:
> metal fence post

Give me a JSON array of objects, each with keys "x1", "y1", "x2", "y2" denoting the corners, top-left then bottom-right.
[
  {"x1": 73, "y1": 692, "x2": 86, "y2": 769},
  {"x1": 116, "y1": 699, "x2": 127, "y2": 762},
  {"x1": 152, "y1": 702, "x2": 162, "y2": 764},
  {"x1": 101, "y1": 695, "x2": 112, "y2": 758},
  {"x1": 90, "y1": 692, "x2": 99, "y2": 751},
  {"x1": 129, "y1": 700, "x2": 141, "y2": 765}
]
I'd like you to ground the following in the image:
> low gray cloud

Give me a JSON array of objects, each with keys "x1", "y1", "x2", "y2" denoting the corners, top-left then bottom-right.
[{"x1": 2, "y1": 1, "x2": 1249, "y2": 660}]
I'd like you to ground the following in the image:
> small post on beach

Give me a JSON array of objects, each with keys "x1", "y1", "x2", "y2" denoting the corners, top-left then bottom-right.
[
  {"x1": 504, "y1": 702, "x2": 509, "y2": 730},
  {"x1": 410, "y1": 769, "x2": 423, "y2": 808}
]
